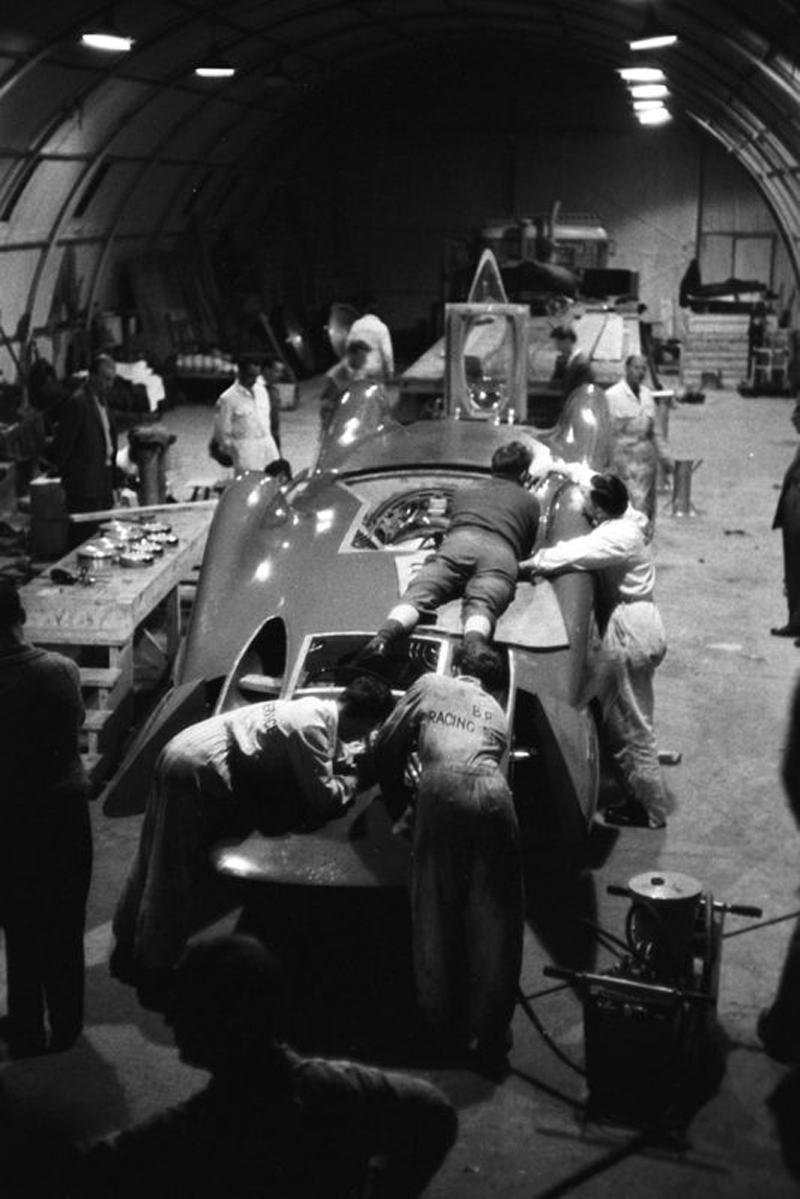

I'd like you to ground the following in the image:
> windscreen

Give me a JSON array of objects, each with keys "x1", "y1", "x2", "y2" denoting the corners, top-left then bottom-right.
[
  {"x1": 312, "y1": 380, "x2": 400, "y2": 476},
  {"x1": 294, "y1": 633, "x2": 443, "y2": 694}
]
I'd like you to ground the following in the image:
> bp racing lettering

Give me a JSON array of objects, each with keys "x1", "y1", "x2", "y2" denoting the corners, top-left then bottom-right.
[{"x1": 426, "y1": 707, "x2": 476, "y2": 733}]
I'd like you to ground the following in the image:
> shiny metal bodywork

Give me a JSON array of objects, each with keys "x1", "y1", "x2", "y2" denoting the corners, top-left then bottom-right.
[{"x1": 107, "y1": 379, "x2": 613, "y2": 882}]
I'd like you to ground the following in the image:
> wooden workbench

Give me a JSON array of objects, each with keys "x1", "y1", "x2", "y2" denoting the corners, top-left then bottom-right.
[{"x1": 19, "y1": 506, "x2": 215, "y2": 786}]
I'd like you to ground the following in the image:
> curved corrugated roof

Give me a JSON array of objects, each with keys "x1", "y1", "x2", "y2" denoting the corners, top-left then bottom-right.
[{"x1": 1, "y1": 1, "x2": 799, "y2": 362}]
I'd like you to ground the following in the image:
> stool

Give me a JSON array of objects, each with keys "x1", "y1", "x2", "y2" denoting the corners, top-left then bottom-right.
[{"x1": 750, "y1": 347, "x2": 788, "y2": 390}]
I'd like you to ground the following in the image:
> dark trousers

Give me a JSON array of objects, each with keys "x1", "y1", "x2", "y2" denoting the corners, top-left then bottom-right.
[
  {"x1": 781, "y1": 520, "x2": 800, "y2": 628},
  {"x1": 412, "y1": 765, "x2": 523, "y2": 1049},
  {"x1": 1, "y1": 797, "x2": 92, "y2": 1054},
  {"x1": 762, "y1": 913, "x2": 800, "y2": 1056}
]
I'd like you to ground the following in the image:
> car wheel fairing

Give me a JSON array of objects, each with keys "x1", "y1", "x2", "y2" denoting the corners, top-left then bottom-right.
[
  {"x1": 101, "y1": 677, "x2": 215, "y2": 817},
  {"x1": 216, "y1": 617, "x2": 288, "y2": 712},
  {"x1": 550, "y1": 382, "x2": 614, "y2": 470},
  {"x1": 511, "y1": 689, "x2": 599, "y2": 843}
]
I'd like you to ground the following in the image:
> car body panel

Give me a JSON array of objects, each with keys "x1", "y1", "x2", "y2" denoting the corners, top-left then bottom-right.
[
  {"x1": 105, "y1": 355, "x2": 613, "y2": 874},
  {"x1": 213, "y1": 789, "x2": 411, "y2": 889}
]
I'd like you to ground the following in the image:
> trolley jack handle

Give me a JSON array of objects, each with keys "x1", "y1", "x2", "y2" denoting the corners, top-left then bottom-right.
[
  {"x1": 543, "y1": 964, "x2": 714, "y2": 1006},
  {"x1": 712, "y1": 901, "x2": 762, "y2": 919},
  {"x1": 606, "y1": 884, "x2": 632, "y2": 899},
  {"x1": 606, "y1": 884, "x2": 763, "y2": 920}
]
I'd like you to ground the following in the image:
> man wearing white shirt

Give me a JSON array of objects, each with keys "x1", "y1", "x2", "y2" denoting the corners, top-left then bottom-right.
[
  {"x1": 212, "y1": 357, "x2": 280, "y2": 472},
  {"x1": 346, "y1": 312, "x2": 394, "y2": 381},
  {"x1": 605, "y1": 354, "x2": 673, "y2": 539},
  {"x1": 520, "y1": 471, "x2": 668, "y2": 829}
]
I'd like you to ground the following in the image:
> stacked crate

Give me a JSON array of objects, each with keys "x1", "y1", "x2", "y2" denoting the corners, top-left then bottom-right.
[{"x1": 680, "y1": 312, "x2": 751, "y2": 390}]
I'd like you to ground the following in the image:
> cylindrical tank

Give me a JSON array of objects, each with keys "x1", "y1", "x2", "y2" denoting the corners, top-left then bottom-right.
[
  {"x1": 29, "y1": 476, "x2": 69, "y2": 559},
  {"x1": 128, "y1": 424, "x2": 175, "y2": 506},
  {"x1": 671, "y1": 458, "x2": 701, "y2": 517},
  {"x1": 627, "y1": 870, "x2": 704, "y2": 982}
]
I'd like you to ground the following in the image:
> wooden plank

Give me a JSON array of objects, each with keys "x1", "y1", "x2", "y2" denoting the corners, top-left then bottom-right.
[
  {"x1": 687, "y1": 315, "x2": 750, "y2": 328},
  {"x1": 70, "y1": 499, "x2": 217, "y2": 524},
  {"x1": 81, "y1": 752, "x2": 104, "y2": 788},
  {"x1": 79, "y1": 666, "x2": 122, "y2": 689},
  {"x1": 80, "y1": 692, "x2": 134, "y2": 757},
  {"x1": 83, "y1": 708, "x2": 113, "y2": 731}
]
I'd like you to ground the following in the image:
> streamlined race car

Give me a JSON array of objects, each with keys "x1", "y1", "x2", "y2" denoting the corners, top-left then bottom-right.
[{"x1": 107, "y1": 364, "x2": 614, "y2": 890}]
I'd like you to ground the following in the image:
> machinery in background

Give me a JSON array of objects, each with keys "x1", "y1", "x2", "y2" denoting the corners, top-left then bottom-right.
[
  {"x1": 544, "y1": 870, "x2": 762, "y2": 1129},
  {"x1": 477, "y1": 203, "x2": 638, "y2": 311}
]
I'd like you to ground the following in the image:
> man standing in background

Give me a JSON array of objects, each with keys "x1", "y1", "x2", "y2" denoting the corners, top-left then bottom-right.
[
  {"x1": 212, "y1": 357, "x2": 280, "y2": 473},
  {"x1": 346, "y1": 311, "x2": 394, "y2": 382},
  {"x1": 51, "y1": 352, "x2": 119, "y2": 543},
  {"x1": 0, "y1": 581, "x2": 91, "y2": 1058},
  {"x1": 605, "y1": 353, "x2": 673, "y2": 540}
]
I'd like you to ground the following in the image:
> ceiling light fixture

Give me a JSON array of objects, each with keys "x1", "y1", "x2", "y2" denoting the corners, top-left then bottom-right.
[
  {"x1": 630, "y1": 32, "x2": 677, "y2": 51},
  {"x1": 637, "y1": 107, "x2": 672, "y2": 126},
  {"x1": 618, "y1": 66, "x2": 665, "y2": 83},
  {"x1": 195, "y1": 44, "x2": 236, "y2": 78},
  {"x1": 633, "y1": 98, "x2": 666, "y2": 111},
  {"x1": 630, "y1": 82, "x2": 669, "y2": 99},
  {"x1": 80, "y1": 10, "x2": 134, "y2": 52},
  {"x1": 628, "y1": 7, "x2": 678, "y2": 52}
]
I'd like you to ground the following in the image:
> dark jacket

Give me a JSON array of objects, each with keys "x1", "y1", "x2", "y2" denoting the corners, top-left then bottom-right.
[
  {"x1": 66, "y1": 1050, "x2": 456, "y2": 1199},
  {"x1": 773, "y1": 446, "x2": 800, "y2": 530},
  {"x1": 51, "y1": 384, "x2": 118, "y2": 512}
]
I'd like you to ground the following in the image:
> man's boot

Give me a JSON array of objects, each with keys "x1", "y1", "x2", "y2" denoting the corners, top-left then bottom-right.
[{"x1": 358, "y1": 619, "x2": 406, "y2": 661}]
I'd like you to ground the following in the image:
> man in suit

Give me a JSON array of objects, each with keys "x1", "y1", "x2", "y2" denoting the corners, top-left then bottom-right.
[
  {"x1": 51, "y1": 353, "x2": 119, "y2": 543},
  {"x1": 550, "y1": 325, "x2": 594, "y2": 399},
  {"x1": 771, "y1": 401, "x2": 800, "y2": 641}
]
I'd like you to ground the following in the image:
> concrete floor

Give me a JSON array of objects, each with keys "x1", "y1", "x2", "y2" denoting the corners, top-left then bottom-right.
[{"x1": 2, "y1": 380, "x2": 800, "y2": 1196}]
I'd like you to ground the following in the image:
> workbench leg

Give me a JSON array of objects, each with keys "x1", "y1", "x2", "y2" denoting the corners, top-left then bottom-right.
[{"x1": 163, "y1": 586, "x2": 181, "y2": 664}]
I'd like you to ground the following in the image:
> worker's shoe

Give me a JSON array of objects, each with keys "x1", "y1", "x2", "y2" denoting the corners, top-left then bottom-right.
[
  {"x1": 470, "y1": 1027, "x2": 513, "y2": 1080},
  {"x1": 757, "y1": 1008, "x2": 800, "y2": 1065},
  {"x1": 136, "y1": 969, "x2": 176, "y2": 1015},
  {"x1": 0, "y1": 1016, "x2": 48, "y2": 1059},
  {"x1": 407, "y1": 1021, "x2": 469, "y2": 1068},
  {"x1": 602, "y1": 800, "x2": 666, "y2": 830},
  {"x1": 49, "y1": 1030, "x2": 82, "y2": 1055},
  {"x1": 356, "y1": 619, "x2": 407, "y2": 663},
  {"x1": 109, "y1": 939, "x2": 139, "y2": 986},
  {"x1": 771, "y1": 625, "x2": 800, "y2": 637}
]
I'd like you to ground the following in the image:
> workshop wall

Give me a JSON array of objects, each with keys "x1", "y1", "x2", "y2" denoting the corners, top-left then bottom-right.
[
  {"x1": 282, "y1": 120, "x2": 787, "y2": 341},
  {"x1": 0, "y1": 43, "x2": 788, "y2": 382}
]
